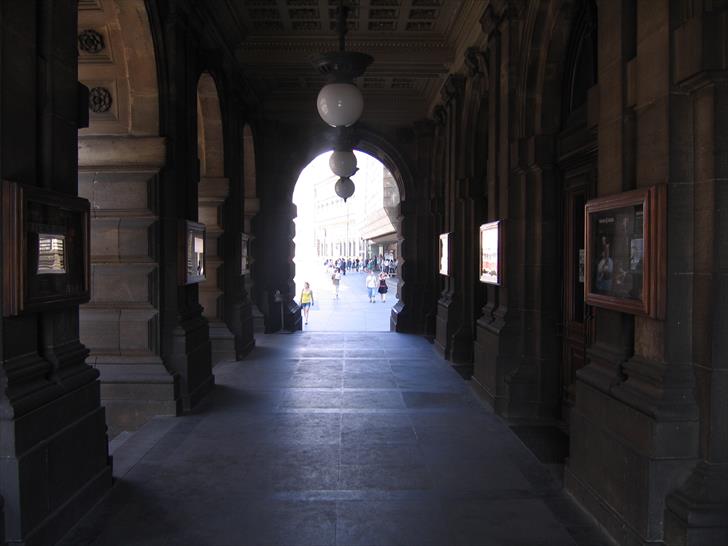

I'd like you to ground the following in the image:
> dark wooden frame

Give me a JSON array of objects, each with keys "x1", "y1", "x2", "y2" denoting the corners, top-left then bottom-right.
[
  {"x1": 584, "y1": 184, "x2": 666, "y2": 318},
  {"x1": 2, "y1": 180, "x2": 90, "y2": 316},
  {"x1": 438, "y1": 232, "x2": 450, "y2": 276},
  {"x1": 479, "y1": 221, "x2": 502, "y2": 285},
  {"x1": 179, "y1": 220, "x2": 206, "y2": 285}
]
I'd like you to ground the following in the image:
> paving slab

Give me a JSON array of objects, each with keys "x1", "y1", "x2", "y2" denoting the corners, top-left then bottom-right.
[{"x1": 59, "y1": 332, "x2": 613, "y2": 546}]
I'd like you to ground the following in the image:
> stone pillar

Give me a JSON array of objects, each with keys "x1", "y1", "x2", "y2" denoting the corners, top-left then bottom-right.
[
  {"x1": 78, "y1": 137, "x2": 175, "y2": 436},
  {"x1": 435, "y1": 75, "x2": 471, "y2": 363},
  {"x1": 244, "y1": 196, "x2": 265, "y2": 334},
  {"x1": 566, "y1": 2, "x2": 705, "y2": 544},
  {"x1": 198, "y1": 175, "x2": 236, "y2": 364},
  {"x1": 157, "y1": 7, "x2": 213, "y2": 413},
  {"x1": 0, "y1": 3, "x2": 112, "y2": 544},
  {"x1": 664, "y1": 8, "x2": 728, "y2": 544},
  {"x1": 391, "y1": 121, "x2": 437, "y2": 335},
  {"x1": 473, "y1": 11, "x2": 521, "y2": 414}
]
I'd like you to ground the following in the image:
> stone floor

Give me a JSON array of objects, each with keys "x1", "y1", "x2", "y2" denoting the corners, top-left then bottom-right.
[{"x1": 60, "y1": 333, "x2": 614, "y2": 546}]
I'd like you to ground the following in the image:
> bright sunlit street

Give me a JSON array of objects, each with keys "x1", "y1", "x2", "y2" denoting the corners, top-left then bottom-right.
[{"x1": 293, "y1": 268, "x2": 399, "y2": 331}]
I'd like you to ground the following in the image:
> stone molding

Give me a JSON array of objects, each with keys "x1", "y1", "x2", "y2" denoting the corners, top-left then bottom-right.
[{"x1": 78, "y1": 136, "x2": 166, "y2": 168}]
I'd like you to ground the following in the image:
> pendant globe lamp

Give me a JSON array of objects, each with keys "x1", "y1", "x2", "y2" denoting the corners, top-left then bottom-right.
[
  {"x1": 335, "y1": 176, "x2": 355, "y2": 202},
  {"x1": 314, "y1": 1, "x2": 372, "y2": 128},
  {"x1": 330, "y1": 150, "x2": 357, "y2": 177}
]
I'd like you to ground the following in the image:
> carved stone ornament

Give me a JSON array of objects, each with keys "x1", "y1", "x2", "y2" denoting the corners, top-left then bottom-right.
[
  {"x1": 433, "y1": 104, "x2": 447, "y2": 126},
  {"x1": 78, "y1": 29, "x2": 105, "y2": 54},
  {"x1": 88, "y1": 87, "x2": 112, "y2": 113},
  {"x1": 465, "y1": 47, "x2": 487, "y2": 78}
]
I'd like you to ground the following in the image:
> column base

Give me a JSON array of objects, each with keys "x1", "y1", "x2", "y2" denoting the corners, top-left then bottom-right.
[
  {"x1": 208, "y1": 320, "x2": 236, "y2": 365},
  {"x1": 93, "y1": 356, "x2": 178, "y2": 438},
  {"x1": 664, "y1": 462, "x2": 728, "y2": 546}
]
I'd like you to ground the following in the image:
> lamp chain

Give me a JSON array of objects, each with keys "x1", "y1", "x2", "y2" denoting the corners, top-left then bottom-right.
[{"x1": 337, "y1": 0, "x2": 348, "y2": 52}]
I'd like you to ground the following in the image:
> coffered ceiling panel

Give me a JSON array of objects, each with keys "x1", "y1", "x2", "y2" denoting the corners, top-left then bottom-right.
[{"x1": 225, "y1": 0, "x2": 481, "y2": 125}]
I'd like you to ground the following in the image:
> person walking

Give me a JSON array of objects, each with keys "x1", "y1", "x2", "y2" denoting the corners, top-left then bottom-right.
[
  {"x1": 331, "y1": 268, "x2": 342, "y2": 298},
  {"x1": 378, "y1": 272, "x2": 389, "y2": 303},
  {"x1": 366, "y1": 271, "x2": 377, "y2": 303},
  {"x1": 300, "y1": 282, "x2": 314, "y2": 325}
]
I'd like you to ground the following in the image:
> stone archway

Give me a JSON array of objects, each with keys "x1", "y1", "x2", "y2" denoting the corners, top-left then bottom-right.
[
  {"x1": 77, "y1": 0, "x2": 170, "y2": 437},
  {"x1": 291, "y1": 150, "x2": 403, "y2": 331},
  {"x1": 253, "y1": 125, "x2": 414, "y2": 334}
]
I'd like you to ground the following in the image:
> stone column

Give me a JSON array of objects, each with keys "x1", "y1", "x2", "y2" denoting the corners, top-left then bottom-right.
[
  {"x1": 244, "y1": 196, "x2": 265, "y2": 333},
  {"x1": 473, "y1": 11, "x2": 521, "y2": 414},
  {"x1": 198, "y1": 175, "x2": 236, "y2": 364},
  {"x1": 78, "y1": 137, "x2": 175, "y2": 436},
  {"x1": 391, "y1": 120, "x2": 437, "y2": 335},
  {"x1": 567, "y1": 2, "x2": 705, "y2": 544},
  {"x1": 0, "y1": 3, "x2": 112, "y2": 544},
  {"x1": 664, "y1": 8, "x2": 728, "y2": 544},
  {"x1": 434, "y1": 75, "x2": 469, "y2": 362},
  {"x1": 157, "y1": 7, "x2": 213, "y2": 413}
]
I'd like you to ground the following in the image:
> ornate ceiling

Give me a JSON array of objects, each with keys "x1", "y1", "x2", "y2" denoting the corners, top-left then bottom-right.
[{"x1": 224, "y1": 0, "x2": 483, "y2": 125}]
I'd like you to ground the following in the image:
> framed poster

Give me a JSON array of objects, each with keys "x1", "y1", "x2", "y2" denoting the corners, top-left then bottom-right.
[
  {"x1": 2, "y1": 180, "x2": 90, "y2": 316},
  {"x1": 439, "y1": 233, "x2": 450, "y2": 276},
  {"x1": 179, "y1": 221, "x2": 206, "y2": 285},
  {"x1": 584, "y1": 184, "x2": 666, "y2": 318},
  {"x1": 241, "y1": 232, "x2": 250, "y2": 275},
  {"x1": 479, "y1": 221, "x2": 501, "y2": 284}
]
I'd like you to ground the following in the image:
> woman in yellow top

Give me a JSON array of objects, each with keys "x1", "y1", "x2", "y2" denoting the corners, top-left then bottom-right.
[{"x1": 300, "y1": 282, "x2": 314, "y2": 325}]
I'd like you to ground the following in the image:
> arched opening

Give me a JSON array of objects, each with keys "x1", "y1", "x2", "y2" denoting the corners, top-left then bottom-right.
[
  {"x1": 196, "y1": 71, "x2": 236, "y2": 364},
  {"x1": 292, "y1": 150, "x2": 402, "y2": 331},
  {"x1": 77, "y1": 0, "x2": 169, "y2": 438}
]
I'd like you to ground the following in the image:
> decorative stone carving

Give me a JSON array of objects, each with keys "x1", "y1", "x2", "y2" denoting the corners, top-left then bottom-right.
[
  {"x1": 88, "y1": 87, "x2": 112, "y2": 113},
  {"x1": 440, "y1": 74, "x2": 465, "y2": 104},
  {"x1": 433, "y1": 104, "x2": 447, "y2": 126},
  {"x1": 465, "y1": 47, "x2": 487, "y2": 78},
  {"x1": 78, "y1": 29, "x2": 105, "y2": 54}
]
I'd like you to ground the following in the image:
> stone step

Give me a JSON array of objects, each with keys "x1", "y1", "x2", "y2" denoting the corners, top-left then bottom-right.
[
  {"x1": 108, "y1": 415, "x2": 178, "y2": 480},
  {"x1": 108, "y1": 431, "x2": 132, "y2": 454}
]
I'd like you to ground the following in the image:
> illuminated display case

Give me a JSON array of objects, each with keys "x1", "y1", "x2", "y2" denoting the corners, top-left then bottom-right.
[
  {"x1": 179, "y1": 220, "x2": 206, "y2": 285},
  {"x1": 439, "y1": 233, "x2": 450, "y2": 276},
  {"x1": 479, "y1": 221, "x2": 501, "y2": 285},
  {"x1": 584, "y1": 185, "x2": 666, "y2": 318},
  {"x1": 2, "y1": 180, "x2": 90, "y2": 316}
]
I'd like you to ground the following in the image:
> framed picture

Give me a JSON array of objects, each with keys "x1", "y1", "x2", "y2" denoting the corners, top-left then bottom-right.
[
  {"x1": 241, "y1": 233, "x2": 250, "y2": 275},
  {"x1": 439, "y1": 233, "x2": 450, "y2": 276},
  {"x1": 584, "y1": 184, "x2": 666, "y2": 318},
  {"x1": 179, "y1": 220, "x2": 206, "y2": 285},
  {"x1": 2, "y1": 180, "x2": 90, "y2": 316},
  {"x1": 479, "y1": 221, "x2": 501, "y2": 284}
]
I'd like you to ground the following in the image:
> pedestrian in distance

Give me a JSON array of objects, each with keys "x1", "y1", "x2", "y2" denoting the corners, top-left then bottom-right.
[
  {"x1": 331, "y1": 268, "x2": 342, "y2": 298},
  {"x1": 366, "y1": 271, "x2": 377, "y2": 303},
  {"x1": 378, "y1": 272, "x2": 389, "y2": 303},
  {"x1": 300, "y1": 282, "x2": 314, "y2": 325}
]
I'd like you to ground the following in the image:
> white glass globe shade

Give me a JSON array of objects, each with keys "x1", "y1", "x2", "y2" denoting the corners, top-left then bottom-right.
[
  {"x1": 317, "y1": 83, "x2": 364, "y2": 127},
  {"x1": 329, "y1": 150, "x2": 358, "y2": 177},
  {"x1": 335, "y1": 177, "x2": 355, "y2": 202}
]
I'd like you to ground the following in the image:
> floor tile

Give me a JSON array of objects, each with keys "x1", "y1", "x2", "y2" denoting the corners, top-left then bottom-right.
[{"x1": 59, "y1": 332, "x2": 612, "y2": 546}]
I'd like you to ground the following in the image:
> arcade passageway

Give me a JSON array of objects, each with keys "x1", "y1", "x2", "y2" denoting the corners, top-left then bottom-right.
[
  {"x1": 60, "y1": 333, "x2": 611, "y2": 546},
  {"x1": 1, "y1": 1, "x2": 727, "y2": 545}
]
